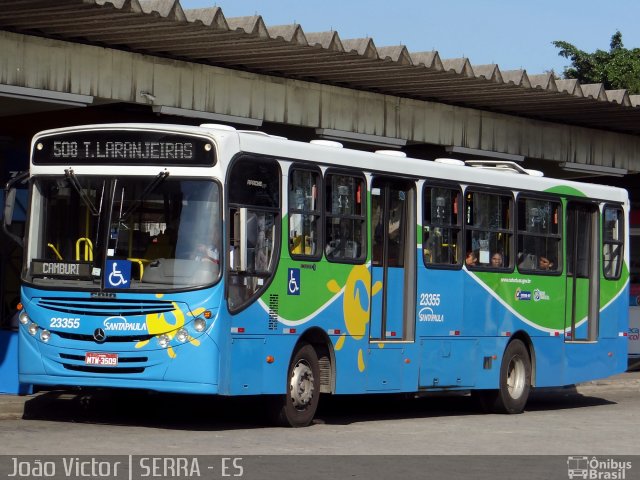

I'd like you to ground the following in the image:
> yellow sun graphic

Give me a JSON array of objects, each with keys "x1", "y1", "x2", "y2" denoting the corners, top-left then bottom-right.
[
  {"x1": 134, "y1": 293, "x2": 203, "y2": 358},
  {"x1": 327, "y1": 265, "x2": 382, "y2": 372}
]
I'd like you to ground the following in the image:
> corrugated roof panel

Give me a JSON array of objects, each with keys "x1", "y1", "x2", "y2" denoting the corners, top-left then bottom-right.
[
  {"x1": 501, "y1": 70, "x2": 531, "y2": 88},
  {"x1": 268, "y1": 24, "x2": 308, "y2": 45},
  {"x1": 342, "y1": 38, "x2": 379, "y2": 59},
  {"x1": 138, "y1": 0, "x2": 186, "y2": 21},
  {"x1": 183, "y1": 7, "x2": 228, "y2": 29},
  {"x1": 581, "y1": 84, "x2": 607, "y2": 101},
  {"x1": 0, "y1": 0, "x2": 638, "y2": 135},
  {"x1": 226, "y1": 15, "x2": 270, "y2": 38},
  {"x1": 305, "y1": 31, "x2": 344, "y2": 51},
  {"x1": 410, "y1": 51, "x2": 443, "y2": 69},
  {"x1": 441, "y1": 58, "x2": 474, "y2": 77},
  {"x1": 471, "y1": 64, "x2": 502, "y2": 82},
  {"x1": 556, "y1": 79, "x2": 583, "y2": 96},
  {"x1": 606, "y1": 89, "x2": 631, "y2": 106},
  {"x1": 528, "y1": 73, "x2": 557, "y2": 91},
  {"x1": 377, "y1": 45, "x2": 412, "y2": 65}
]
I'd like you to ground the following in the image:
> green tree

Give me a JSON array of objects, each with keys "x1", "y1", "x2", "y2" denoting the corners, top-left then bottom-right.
[{"x1": 553, "y1": 31, "x2": 640, "y2": 94}]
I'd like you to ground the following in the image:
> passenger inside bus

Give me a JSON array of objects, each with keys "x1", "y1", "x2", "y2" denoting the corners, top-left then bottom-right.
[
  {"x1": 465, "y1": 250, "x2": 478, "y2": 267},
  {"x1": 517, "y1": 252, "x2": 556, "y2": 272},
  {"x1": 537, "y1": 255, "x2": 555, "y2": 271}
]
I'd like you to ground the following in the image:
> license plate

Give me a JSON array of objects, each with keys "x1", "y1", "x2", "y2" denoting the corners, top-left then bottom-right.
[{"x1": 85, "y1": 352, "x2": 118, "y2": 366}]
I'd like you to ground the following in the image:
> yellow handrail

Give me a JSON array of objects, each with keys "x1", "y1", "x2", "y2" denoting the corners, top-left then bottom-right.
[
  {"x1": 127, "y1": 258, "x2": 149, "y2": 280},
  {"x1": 75, "y1": 237, "x2": 93, "y2": 261},
  {"x1": 47, "y1": 243, "x2": 63, "y2": 260}
]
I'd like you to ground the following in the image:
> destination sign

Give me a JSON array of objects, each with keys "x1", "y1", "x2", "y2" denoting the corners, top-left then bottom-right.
[
  {"x1": 31, "y1": 260, "x2": 93, "y2": 279},
  {"x1": 33, "y1": 130, "x2": 216, "y2": 166}
]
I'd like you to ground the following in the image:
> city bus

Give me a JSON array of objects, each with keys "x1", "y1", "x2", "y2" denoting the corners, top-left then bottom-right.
[{"x1": 7, "y1": 123, "x2": 629, "y2": 427}]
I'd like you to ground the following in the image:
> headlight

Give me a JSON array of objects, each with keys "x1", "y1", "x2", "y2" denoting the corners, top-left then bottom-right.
[
  {"x1": 28, "y1": 323, "x2": 38, "y2": 336},
  {"x1": 40, "y1": 330, "x2": 51, "y2": 342},
  {"x1": 157, "y1": 334, "x2": 170, "y2": 348},
  {"x1": 176, "y1": 329, "x2": 188, "y2": 343},
  {"x1": 19, "y1": 310, "x2": 30, "y2": 325},
  {"x1": 193, "y1": 318, "x2": 206, "y2": 333}
]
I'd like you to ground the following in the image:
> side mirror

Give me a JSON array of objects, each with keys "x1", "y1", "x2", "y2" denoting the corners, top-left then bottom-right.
[
  {"x1": 4, "y1": 187, "x2": 16, "y2": 226},
  {"x1": 3, "y1": 171, "x2": 28, "y2": 247}
]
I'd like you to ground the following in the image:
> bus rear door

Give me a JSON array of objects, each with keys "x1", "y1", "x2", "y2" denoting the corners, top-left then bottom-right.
[
  {"x1": 368, "y1": 177, "x2": 416, "y2": 390},
  {"x1": 565, "y1": 202, "x2": 600, "y2": 342}
]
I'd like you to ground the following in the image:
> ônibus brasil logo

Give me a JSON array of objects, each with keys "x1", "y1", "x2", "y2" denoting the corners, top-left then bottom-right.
[{"x1": 567, "y1": 456, "x2": 632, "y2": 479}]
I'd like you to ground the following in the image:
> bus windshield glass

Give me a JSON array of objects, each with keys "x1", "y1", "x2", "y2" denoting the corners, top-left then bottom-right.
[{"x1": 26, "y1": 176, "x2": 222, "y2": 290}]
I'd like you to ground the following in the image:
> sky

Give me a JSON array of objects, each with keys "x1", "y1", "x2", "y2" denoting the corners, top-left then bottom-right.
[{"x1": 179, "y1": 0, "x2": 640, "y2": 76}]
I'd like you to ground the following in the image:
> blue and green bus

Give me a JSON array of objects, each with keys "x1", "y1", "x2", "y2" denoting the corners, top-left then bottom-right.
[{"x1": 9, "y1": 123, "x2": 629, "y2": 426}]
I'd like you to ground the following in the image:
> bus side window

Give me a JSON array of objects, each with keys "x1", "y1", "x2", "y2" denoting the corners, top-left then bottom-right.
[
  {"x1": 516, "y1": 197, "x2": 561, "y2": 274},
  {"x1": 465, "y1": 190, "x2": 513, "y2": 270},
  {"x1": 423, "y1": 185, "x2": 461, "y2": 267},
  {"x1": 324, "y1": 172, "x2": 366, "y2": 263},
  {"x1": 288, "y1": 167, "x2": 321, "y2": 259}
]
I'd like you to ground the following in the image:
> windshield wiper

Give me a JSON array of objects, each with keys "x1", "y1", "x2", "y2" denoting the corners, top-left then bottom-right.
[
  {"x1": 64, "y1": 168, "x2": 99, "y2": 216},
  {"x1": 119, "y1": 170, "x2": 170, "y2": 222}
]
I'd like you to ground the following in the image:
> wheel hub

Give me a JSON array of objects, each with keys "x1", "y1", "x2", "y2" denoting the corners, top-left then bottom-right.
[
  {"x1": 507, "y1": 355, "x2": 526, "y2": 399},
  {"x1": 289, "y1": 359, "x2": 315, "y2": 409}
]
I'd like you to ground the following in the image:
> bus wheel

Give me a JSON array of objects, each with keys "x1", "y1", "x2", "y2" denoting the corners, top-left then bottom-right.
[
  {"x1": 474, "y1": 339, "x2": 531, "y2": 414},
  {"x1": 273, "y1": 343, "x2": 320, "y2": 427}
]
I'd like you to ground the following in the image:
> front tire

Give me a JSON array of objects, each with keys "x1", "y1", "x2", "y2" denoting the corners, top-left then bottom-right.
[
  {"x1": 473, "y1": 339, "x2": 531, "y2": 414},
  {"x1": 271, "y1": 343, "x2": 320, "y2": 427}
]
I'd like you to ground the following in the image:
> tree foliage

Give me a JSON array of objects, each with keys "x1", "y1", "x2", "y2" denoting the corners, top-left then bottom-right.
[{"x1": 553, "y1": 31, "x2": 640, "y2": 94}]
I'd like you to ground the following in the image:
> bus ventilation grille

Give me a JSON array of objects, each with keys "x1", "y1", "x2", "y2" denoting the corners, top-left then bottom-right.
[
  {"x1": 36, "y1": 297, "x2": 176, "y2": 316},
  {"x1": 55, "y1": 331, "x2": 154, "y2": 343}
]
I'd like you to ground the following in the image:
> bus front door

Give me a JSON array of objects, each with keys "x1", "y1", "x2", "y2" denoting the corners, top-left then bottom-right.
[{"x1": 368, "y1": 177, "x2": 416, "y2": 390}]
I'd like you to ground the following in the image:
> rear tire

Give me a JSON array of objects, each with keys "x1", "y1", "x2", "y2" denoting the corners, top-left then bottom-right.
[
  {"x1": 271, "y1": 343, "x2": 320, "y2": 427},
  {"x1": 473, "y1": 339, "x2": 531, "y2": 414}
]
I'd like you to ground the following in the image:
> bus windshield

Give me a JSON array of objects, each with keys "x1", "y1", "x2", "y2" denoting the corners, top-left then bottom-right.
[{"x1": 25, "y1": 176, "x2": 222, "y2": 290}]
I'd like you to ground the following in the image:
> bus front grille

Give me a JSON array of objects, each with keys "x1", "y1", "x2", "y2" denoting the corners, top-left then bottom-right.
[{"x1": 36, "y1": 297, "x2": 176, "y2": 316}]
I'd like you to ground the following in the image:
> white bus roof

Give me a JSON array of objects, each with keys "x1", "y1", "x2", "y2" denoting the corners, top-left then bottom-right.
[{"x1": 31, "y1": 122, "x2": 629, "y2": 204}]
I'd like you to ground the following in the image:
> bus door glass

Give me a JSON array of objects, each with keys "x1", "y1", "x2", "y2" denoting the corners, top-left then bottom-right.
[
  {"x1": 565, "y1": 202, "x2": 599, "y2": 341},
  {"x1": 370, "y1": 177, "x2": 416, "y2": 341}
]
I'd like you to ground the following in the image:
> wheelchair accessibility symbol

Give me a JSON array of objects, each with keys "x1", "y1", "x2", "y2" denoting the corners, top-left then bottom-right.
[
  {"x1": 106, "y1": 260, "x2": 131, "y2": 289},
  {"x1": 287, "y1": 268, "x2": 300, "y2": 295}
]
